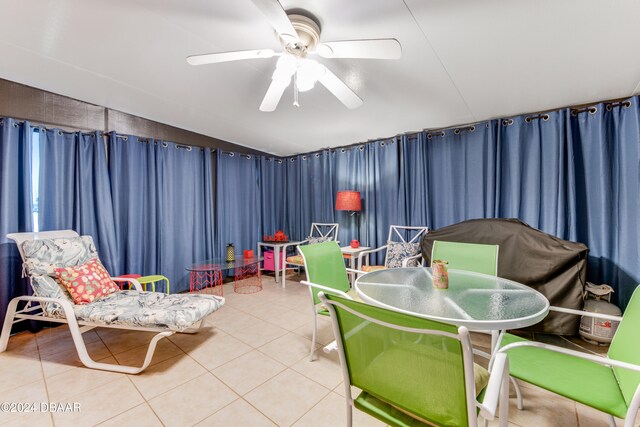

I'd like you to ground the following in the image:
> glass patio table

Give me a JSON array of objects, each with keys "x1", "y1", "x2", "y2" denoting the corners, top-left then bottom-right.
[
  {"x1": 187, "y1": 256, "x2": 263, "y2": 296},
  {"x1": 355, "y1": 267, "x2": 549, "y2": 331}
]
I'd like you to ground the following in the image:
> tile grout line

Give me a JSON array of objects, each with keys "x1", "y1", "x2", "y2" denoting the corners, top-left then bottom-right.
[
  {"x1": 238, "y1": 396, "x2": 280, "y2": 427},
  {"x1": 289, "y1": 385, "x2": 333, "y2": 426},
  {"x1": 33, "y1": 330, "x2": 56, "y2": 426}
]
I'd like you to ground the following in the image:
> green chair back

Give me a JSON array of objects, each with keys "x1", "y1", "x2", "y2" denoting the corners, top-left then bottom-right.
[
  {"x1": 323, "y1": 293, "x2": 474, "y2": 427},
  {"x1": 298, "y1": 241, "x2": 351, "y2": 305},
  {"x1": 431, "y1": 241, "x2": 499, "y2": 276},
  {"x1": 608, "y1": 285, "x2": 640, "y2": 407}
]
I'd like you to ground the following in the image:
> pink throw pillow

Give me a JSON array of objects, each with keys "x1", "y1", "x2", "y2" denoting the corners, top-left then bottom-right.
[{"x1": 55, "y1": 258, "x2": 120, "y2": 304}]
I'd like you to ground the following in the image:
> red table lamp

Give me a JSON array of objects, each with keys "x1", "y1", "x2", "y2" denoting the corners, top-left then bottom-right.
[{"x1": 336, "y1": 190, "x2": 362, "y2": 245}]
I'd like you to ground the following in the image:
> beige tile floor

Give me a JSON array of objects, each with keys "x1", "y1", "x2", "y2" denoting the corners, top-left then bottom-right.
[{"x1": 0, "y1": 275, "x2": 637, "y2": 427}]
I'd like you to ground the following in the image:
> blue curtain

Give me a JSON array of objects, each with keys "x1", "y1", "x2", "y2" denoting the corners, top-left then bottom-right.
[
  {"x1": 284, "y1": 151, "x2": 335, "y2": 241},
  {"x1": 332, "y1": 146, "x2": 367, "y2": 246},
  {"x1": 260, "y1": 157, "x2": 287, "y2": 238},
  {"x1": 0, "y1": 118, "x2": 33, "y2": 326},
  {"x1": 109, "y1": 135, "x2": 159, "y2": 277},
  {"x1": 496, "y1": 113, "x2": 577, "y2": 240},
  {"x1": 569, "y1": 100, "x2": 640, "y2": 309},
  {"x1": 215, "y1": 151, "x2": 261, "y2": 257},
  {"x1": 39, "y1": 129, "x2": 118, "y2": 273},
  {"x1": 284, "y1": 156, "x2": 304, "y2": 240},
  {"x1": 109, "y1": 135, "x2": 215, "y2": 293},
  {"x1": 361, "y1": 140, "x2": 406, "y2": 263},
  {"x1": 401, "y1": 133, "x2": 431, "y2": 228},
  {"x1": 275, "y1": 99, "x2": 640, "y2": 308},
  {"x1": 422, "y1": 123, "x2": 499, "y2": 229}
]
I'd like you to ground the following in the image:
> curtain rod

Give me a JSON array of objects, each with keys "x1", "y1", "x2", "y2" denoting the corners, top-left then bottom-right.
[
  {"x1": 389, "y1": 95, "x2": 634, "y2": 137},
  {"x1": 220, "y1": 150, "x2": 252, "y2": 159}
]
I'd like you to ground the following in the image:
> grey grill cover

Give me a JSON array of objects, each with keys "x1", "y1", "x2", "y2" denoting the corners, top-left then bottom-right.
[{"x1": 421, "y1": 218, "x2": 587, "y2": 335}]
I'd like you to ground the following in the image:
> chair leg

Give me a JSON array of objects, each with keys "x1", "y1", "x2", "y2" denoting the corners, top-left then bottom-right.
[
  {"x1": 67, "y1": 319, "x2": 174, "y2": 374},
  {"x1": 346, "y1": 402, "x2": 353, "y2": 427},
  {"x1": 610, "y1": 414, "x2": 619, "y2": 427},
  {"x1": 309, "y1": 310, "x2": 318, "y2": 362},
  {"x1": 498, "y1": 361, "x2": 510, "y2": 427},
  {"x1": 0, "y1": 297, "x2": 21, "y2": 352},
  {"x1": 510, "y1": 376, "x2": 524, "y2": 410}
]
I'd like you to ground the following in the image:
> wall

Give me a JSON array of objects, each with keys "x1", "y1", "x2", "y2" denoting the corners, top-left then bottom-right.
[{"x1": 0, "y1": 78, "x2": 266, "y2": 155}]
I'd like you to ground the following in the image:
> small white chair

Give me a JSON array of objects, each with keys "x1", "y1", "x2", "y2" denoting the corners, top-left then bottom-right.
[
  {"x1": 357, "y1": 225, "x2": 429, "y2": 272},
  {"x1": 281, "y1": 222, "x2": 339, "y2": 288}
]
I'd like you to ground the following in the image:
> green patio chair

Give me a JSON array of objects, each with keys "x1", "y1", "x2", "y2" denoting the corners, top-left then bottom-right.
[
  {"x1": 497, "y1": 285, "x2": 640, "y2": 427},
  {"x1": 320, "y1": 292, "x2": 511, "y2": 427},
  {"x1": 432, "y1": 240, "x2": 502, "y2": 350},
  {"x1": 431, "y1": 241, "x2": 499, "y2": 276},
  {"x1": 298, "y1": 241, "x2": 363, "y2": 361}
]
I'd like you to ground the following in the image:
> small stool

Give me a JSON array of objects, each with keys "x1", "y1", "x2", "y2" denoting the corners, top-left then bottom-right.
[
  {"x1": 137, "y1": 275, "x2": 171, "y2": 294},
  {"x1": 115, "y1": 274, "x2": 142, "y2": 290}
]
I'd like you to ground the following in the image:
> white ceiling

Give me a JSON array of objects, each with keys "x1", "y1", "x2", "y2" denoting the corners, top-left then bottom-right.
[{"x1": 1, "y1": 0, "x2": 639, "y2": 156}]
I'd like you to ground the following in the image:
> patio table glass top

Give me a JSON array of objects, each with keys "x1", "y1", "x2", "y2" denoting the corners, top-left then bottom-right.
[
  {"x1": 355, "y1": 267, "x2": 549, "y2": 330},
  {"x1": 187, "y1": 256, "x2": 263, "y2": 272}
]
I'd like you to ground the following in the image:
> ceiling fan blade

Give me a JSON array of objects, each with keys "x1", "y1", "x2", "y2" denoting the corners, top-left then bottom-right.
[
  {"x1": 186, "y1": 49, "x2": 275, "y2": 66},
  {"x1": 317, "y1": 65, "x2": 363, "y2": 109},
  {"x1": 316, "y1": 39, "x2": 401, "y2": 60},
  {"x1": 250, "y1": 0, "x2": 300, "y2": 45},
  {"x1": 260, "y1": 80, "x2": 289, "y2": 112}
]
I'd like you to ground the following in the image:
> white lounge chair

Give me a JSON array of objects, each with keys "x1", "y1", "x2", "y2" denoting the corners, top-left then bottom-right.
[{"x1": 0, "y1": 230, "x2": 225, "y2": 374}]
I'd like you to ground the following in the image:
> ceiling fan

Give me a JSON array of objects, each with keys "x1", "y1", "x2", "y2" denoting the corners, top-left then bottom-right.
[{"x1": 186, "y1": 0, "x2": 401, "y2": 112}]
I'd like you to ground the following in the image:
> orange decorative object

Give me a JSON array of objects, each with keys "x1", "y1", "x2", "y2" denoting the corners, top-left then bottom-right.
[
  {"x1": 336, "y1": 191, "x2": 362, "y2": 212},
  {"x1": 274, "y1": 230, "x2": 286, "y2": 241},
  {"x1": 244, "y1": 249, "x2": 254, "y2": 258},
  {"x1": 350, "y1": 240, "x2": 360, "y2": 248}
]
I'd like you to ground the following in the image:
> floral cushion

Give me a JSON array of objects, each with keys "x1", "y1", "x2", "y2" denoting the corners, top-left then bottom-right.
[
  {"x1": 307, "y1": 236, "x2": 332, "y2": 244},
  {"x1": 73, "y1": 290, "x2": 225, "y2": 332},
  {"x1": 385, "y1": 241, "x2": 420, "y2": 268},
  {"x1": 361, "y1": 265, "x2": 387, "y2": 273},
  {"x1": 21, "y1": 236, "x2": 99, "y2": 276},
  {"x1": 55, "y1": 258, "x2": 120, "y2": 304},
  {"x1": 31, "y1": 275, "x2": 74, "y2": 316},
  {"x1": 286, "y1": 255, "x2": 304, "y2": 265}
]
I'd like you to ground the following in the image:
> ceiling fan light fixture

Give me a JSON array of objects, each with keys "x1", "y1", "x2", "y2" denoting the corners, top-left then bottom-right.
[
  {"x1": 272, "y1": 54, "x2": 296, "y2": 83},
  {"x1": 295, "y1": 58, "x2": 324, "y2": 92}
]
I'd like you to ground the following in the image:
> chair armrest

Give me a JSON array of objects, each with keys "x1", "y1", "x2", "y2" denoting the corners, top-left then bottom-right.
[
  {"x1": 357, "y1": 245, "x2": 388, "y2": 268},
  {"x1": 401, "y1": 254, "x2": 423, "y2": 267},
  {"x1": 499, "y1": 340, "x2": 640, "y2": 373},
  {"x1": 300, "y1": 280, "x2": 351, "y2": 300},
  {"x1": 7, "y1": 295, "x2": 78, "y2": 323},
  {"x1": 112, "y1": 277, "x2": 143, "y2": 291},
  {"x1": 478, "y1": 352, "x2": 509, "y2": 420},
  {"x1": 549, "y1": 305, "x2": 623, "y2": 322},
  {"x1": 346, "y1": 268, "x2": 367, "y2": 276},
  {"x1": 357, "y1": 245, "x2": 388, "y2": 257}
]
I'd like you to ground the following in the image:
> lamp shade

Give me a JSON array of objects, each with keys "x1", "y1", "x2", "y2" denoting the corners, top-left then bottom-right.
[{"x1": 336, "y1": 191, "x2": 362, "y2": 211}]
